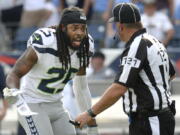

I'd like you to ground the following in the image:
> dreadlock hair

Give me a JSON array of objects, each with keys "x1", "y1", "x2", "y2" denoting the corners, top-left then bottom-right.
[{"x1": 56, "y1": 7, "x2": 90, "y2": 71}]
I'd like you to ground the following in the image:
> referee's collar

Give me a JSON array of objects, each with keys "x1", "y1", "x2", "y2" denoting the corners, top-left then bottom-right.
[{"x1": 125, "y1": 28, "x2": 146, "y2": 48}]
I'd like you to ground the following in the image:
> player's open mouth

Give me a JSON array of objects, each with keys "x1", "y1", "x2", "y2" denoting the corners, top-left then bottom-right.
[{"x1": 72, "y1": 40, "x2": 81, "y2": 46}]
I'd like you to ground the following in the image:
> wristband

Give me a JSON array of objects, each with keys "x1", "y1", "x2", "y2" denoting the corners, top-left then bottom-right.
[
  {"x1": 87, "y1": 108, "x2": 96, "y2": 118},
  {"x1": 88, "y1": 124, "x2": 98, "y2": 127}
]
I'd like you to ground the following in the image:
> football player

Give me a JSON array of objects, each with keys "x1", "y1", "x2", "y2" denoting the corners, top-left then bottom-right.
[{"x1": 4, "y1": 7, "x2": 98, "y2": 135}]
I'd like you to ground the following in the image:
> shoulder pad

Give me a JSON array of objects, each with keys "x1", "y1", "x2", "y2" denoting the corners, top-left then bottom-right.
[{"x1": 29, "y1": 28, "x2": 56, "y2": 47}]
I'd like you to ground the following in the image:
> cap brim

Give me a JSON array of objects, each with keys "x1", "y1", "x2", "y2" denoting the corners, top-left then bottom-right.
[{"x1": 108, "y1": 17, "x2": 115, "y2": 23}]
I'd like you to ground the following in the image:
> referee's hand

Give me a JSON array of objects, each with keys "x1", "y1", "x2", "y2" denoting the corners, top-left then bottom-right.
[{"x1": 75, "y1": 111, "x2": 92, "y2": 128}]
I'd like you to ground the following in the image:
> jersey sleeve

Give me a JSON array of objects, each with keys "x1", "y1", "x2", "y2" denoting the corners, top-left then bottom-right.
[
  {"x1": 27, "y1": 28, "x2": 56, "y2": 51},
  {"x1": 114, "y1": 38, "x2": 147, "y2": 87},
  {"x1": 88, "y1": 34, "x2": 95, "y2": 57}
]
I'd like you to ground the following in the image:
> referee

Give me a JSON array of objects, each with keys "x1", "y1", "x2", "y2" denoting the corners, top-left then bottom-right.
[{"x1": 75, "y1": 2, "x2": 176, "y2": 135}]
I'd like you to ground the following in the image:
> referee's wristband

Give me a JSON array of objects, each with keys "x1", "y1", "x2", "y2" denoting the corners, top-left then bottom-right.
[{"x1": 87, "y1": 108, "x2": 96, "y2": 118}]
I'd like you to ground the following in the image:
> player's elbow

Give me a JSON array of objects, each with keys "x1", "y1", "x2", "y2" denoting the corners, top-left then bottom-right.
[{"x1": 6, "y1": 71, "x2": 20, "y2": 88}]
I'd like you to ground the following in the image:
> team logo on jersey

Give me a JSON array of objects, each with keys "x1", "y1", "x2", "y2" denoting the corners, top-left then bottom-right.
[
  {"x1": 32, "y1": 33, "x2": 43, "y2": 45},
  {"x1": 121, "y1": 56, "x2": 141, "y2": 68}
]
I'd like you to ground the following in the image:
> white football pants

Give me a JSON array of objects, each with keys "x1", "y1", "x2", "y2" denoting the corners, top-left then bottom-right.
[{"x1": 18, "y1": 101, "x2": 76, "y2": 135}]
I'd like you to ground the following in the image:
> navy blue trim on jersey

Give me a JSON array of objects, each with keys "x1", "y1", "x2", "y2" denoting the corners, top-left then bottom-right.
[
  {"x1": 25, "y1": 116, "x2": 39, "y2": 135},
  {"x1": 34, "y1": 46, "x2": 59, "y2": 57}
]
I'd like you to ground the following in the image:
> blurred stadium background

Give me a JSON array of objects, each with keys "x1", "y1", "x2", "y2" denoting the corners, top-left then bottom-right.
[{"x1": 1, "y1": 0, "x2": 180, "y2": 134}]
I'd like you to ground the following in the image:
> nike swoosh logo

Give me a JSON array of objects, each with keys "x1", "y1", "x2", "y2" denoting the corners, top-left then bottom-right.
[{"x1": 34, "y1": 34, "x2": 40, "y2": 41}]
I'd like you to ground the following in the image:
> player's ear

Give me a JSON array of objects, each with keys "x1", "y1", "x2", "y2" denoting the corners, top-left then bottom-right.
[
  {"x1": 119, "y1": 23, "x2": 124, "y2": 31},
  {"x1": 61, "y1": 24, "x2": 66, "y2": 32}
]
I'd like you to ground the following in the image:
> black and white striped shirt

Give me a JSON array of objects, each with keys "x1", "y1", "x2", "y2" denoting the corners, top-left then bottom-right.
[{"x1": 114, "y1": 29, "x2": 175, "y2": 114}]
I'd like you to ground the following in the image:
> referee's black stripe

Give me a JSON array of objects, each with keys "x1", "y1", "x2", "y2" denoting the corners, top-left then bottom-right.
[
  {"x1": 124, "y1": 36, "x2": 147, "y2": 112},
  {"x1": 122, "y1": 95, "x2": 126, "y2": 114},
  {"x1": 129, "y1": 91, "x2": 133, "y2": 113},
  {"x1": 159, "y1": 65, "x2": 167, "y2": 90},
  {"x1": 144, "y1": 60, "x2": 163, "y2": 110},
  {"x1": 126, "y1": 37, "x2": 147, "y2": 111},
  {"x1": 138, "y1": 76, "x2": 155, "y2": 110},
  {"x1": 159, "y1": 65, "x2": 170, "y2": 106}
]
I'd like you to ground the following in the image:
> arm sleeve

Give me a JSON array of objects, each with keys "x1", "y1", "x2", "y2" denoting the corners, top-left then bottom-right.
[{"x1": 72, "y1": 75, "x2": 92, "y2": 112}]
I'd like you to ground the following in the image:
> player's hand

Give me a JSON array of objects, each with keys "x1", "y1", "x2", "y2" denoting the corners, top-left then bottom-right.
[
  {"x1": 3, "y1": 87, "x2": 19, "y2": 104},
  {"x1": 87, "y1": 118, "x2": 99, "y2": 135},
  {"x1": 75, "y1": 111, "x2": 92, "y2": 128}
]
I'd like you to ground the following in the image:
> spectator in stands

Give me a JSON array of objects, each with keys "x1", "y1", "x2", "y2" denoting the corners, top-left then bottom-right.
[
  {"x1": 141, "y1": 0, "x2": 174, "y2": 46},
  {"x1": 43, "y1": 1, "x2": 60, "y2": 27},
  {"x1": 88, "y1": 0, "x2": 113, "y2": 49},
  {"x1": 12, "y1": 0, "x2": 55, "y2": 51},
  {"x1": 60, "y1": 0, "x2": 93, "y2": 21},
  {"x1": 174, "y1": 0, "x2": 180, "y2": 25},
  {"x1": 92, "y1": 0, "x2": 113, "y2": 22},
  {"x1": 87, "y1": 52, "x2": 115, "y2": 80},
  {"x1": 0, "y1": 64, "x2": 8, "y2": 122},
  {"x1": 0, "y1": 22, "x2": 11, "y2": 51},
  {"x1": 0, "y1": 0, "x2": 23, "y2": 31},
  {"x1": 176, "y1": 59, "x2": 180, "y2": 76},
  {"x1": 155, "y1": 0, "x2": 174, "y2": 18},
  {"x1": 0, "y1": 0, "x2": 23, "y2": 50},
  {"x1": 20, "y1": 0, "x2": 52, "y2": 27},
  {"x1": 133, "y1": 0, "x2": 144, "y2": 13}
]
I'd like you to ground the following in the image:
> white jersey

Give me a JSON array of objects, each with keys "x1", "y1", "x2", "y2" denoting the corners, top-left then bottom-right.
[
  {"x1": 141, "y1": 11, "x2": 173, "y2": 42},
  {"x1": 20, "y1": 27, "x2": 94, "y2": 103}
]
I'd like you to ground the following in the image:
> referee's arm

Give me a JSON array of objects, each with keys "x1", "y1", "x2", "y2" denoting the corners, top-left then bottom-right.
[
  {"x1": 75, "y1": 82, "x2": 128, "y2": 128},
  {"x1": 169, "y1": 58, "x2": 176, "y2": 80},
  {"x1": 90, "y1": 83, "x2": 128, "y2": 116}
]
